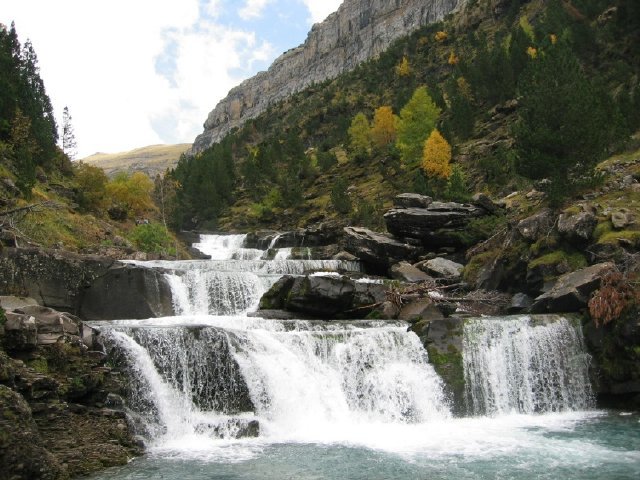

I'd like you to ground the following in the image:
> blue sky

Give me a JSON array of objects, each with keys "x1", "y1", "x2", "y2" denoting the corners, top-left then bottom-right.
[{"x1": 2, "y1": 0, "x2": 342, "y2": 157}]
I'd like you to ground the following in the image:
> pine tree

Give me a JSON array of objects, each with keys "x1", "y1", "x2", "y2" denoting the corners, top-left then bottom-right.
[
  {"x1": 62, "y1": 106, "x2": 77, "y2": 159},
  {"x1": 397, "y1": 86, "x2": 441, "y2": 167},
  {"x1": 513, "y1": 42, "x2": 612, "y2": 202}
]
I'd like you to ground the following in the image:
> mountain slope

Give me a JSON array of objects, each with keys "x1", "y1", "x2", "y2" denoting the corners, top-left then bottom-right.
[{"x1": 81, "y1": 144, "x2": 191, "y2": 178}]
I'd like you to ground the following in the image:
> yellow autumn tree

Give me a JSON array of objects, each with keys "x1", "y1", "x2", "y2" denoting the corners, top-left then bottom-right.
[
  {"x1": 371, "y1": 106, "x2": 397, "y2": 150},
  {"x1": 395, "y1": 56, "x2": 412, "y2": 77},
  {"x1": 422, "y1": 129, "x2": 452, "y2": 179},
  {"x1": 106, "y1": 171, "x2": 156, "y2": 218}
]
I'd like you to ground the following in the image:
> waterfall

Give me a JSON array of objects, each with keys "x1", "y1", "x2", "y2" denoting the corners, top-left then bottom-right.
[
  {"x1": 463, "y1": 315, "x2": 594, "y2": 415},
  {"x1": 102, "y1": 317, "x2": 451, "y2": 446}
]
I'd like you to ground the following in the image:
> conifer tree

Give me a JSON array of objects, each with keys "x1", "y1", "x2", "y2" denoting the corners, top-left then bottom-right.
[
  {"x1": 62, "y1": 106, "x2": 77, "y2": 159},
  {"x1": 348, "y1": 112, "x2": 372, "y2": 161},
  {"x1": 421, "y1": 129, "x2": 452, "y2": 180},
  {"x1": 397, "y1": 86, "x2": 441, "y2": 167}
]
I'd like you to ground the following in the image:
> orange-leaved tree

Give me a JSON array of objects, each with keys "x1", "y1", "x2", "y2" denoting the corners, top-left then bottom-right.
[
  {"x1": 371, "y1": 106, "x2": 397, "y2": 150},
  {"x1": 421, "y1": 129, "x2": 452, "y2": 180}
]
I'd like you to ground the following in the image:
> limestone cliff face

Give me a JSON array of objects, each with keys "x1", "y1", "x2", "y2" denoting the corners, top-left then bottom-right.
[{"x1": 192, "y1": 0, "x2": 466, "y2": 153}]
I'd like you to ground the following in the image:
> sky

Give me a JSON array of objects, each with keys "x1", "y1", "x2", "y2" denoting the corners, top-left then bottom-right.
[{"x1": 2, "y1": 0, "x2": 343, "y2": 158}]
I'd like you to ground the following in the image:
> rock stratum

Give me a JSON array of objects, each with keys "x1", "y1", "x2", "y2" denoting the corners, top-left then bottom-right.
[{"x1": 192, "y1": 0, "x2": 466, "y2": 153}]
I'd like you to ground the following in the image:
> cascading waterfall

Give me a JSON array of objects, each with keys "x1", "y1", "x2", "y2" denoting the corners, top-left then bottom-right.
[
  {"x1": 93, "y1": 233, "x2": 613, "y2": 476},
  {"x1": 463, "y1": 315, "x2": 594, "y2": 415}
]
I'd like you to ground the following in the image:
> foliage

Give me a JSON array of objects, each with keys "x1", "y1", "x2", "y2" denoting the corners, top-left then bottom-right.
[
  {"x1": 395, "y1": 56, "x2": 412, "y2": 77},
  {"x1": 397, "y1": 86, "x2": 440, "y2": 167},
  {"x1": 128, "y1": 222, "x2": 175, "y2": 255},
  {"x1": 444, "y1": 165, "x2": 470, "y2": 202},
  {"x1": 422, "y1": 129, "x2": 452, "y2": 180},
  {"x1": 351, "y1": 195, "x2": 385, "y2": 230},
  {"x1": 370, "y1": 106, "x2": 397, "y2": 151},
  {"x1": 106, "y1": 171, "x2": 155, "y2": 219},
  {"x1": 348, "y1": 112, "x2": 372, "y2": 161},
  {"x1": 73, "y1": 161, "x2": 109, "y2": 213},
  {"x1": 330, "y1": 177, "x2": 352, "y2": 214},
  {"x1": 513, "y1": 41, "x2": 614, "y2": 204},
  {"x1": 589, "y1": 268, "x2": 640, "y2": 327}
]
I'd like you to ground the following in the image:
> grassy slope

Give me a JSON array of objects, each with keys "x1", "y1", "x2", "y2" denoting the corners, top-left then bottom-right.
[{"x1": 82, "y1": 144, "x2": 191, "y2": 178}]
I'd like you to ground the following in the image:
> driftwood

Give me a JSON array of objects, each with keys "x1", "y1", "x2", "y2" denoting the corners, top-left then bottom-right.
[{"x1": 0, "y1": 201, "x2": 60, "y2": 248}]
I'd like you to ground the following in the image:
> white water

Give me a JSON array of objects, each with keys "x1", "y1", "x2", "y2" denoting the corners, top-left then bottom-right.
[
  {"x1": 94, "y1": 234, "x2": 612, "y2": 472},
  {"x1": 463, "y1": 316, "x2": 594, "y2": 415}
]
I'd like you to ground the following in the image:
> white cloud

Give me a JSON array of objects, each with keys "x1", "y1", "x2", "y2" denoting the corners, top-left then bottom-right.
[
  {"x1": 301, "y1": 0, "x2": 343, "y2": 23},
  {"x1": 1, "y1": 0, "x2": 342, "y2": 157},
  {"x1": 239, "y1": 0, "x2": 273, "y2": 20}
]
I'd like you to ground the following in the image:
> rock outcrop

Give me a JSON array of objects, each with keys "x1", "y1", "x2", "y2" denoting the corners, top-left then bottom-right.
[
  {"x1": 192, "y1": 0, "x2": 466, "y2": 153},
  {"x1": 79, "y1": 264, "x2": 174, "y2": 320},
  {"x1": 343, "y1": 226, "x2": 420, "y2": 272}
]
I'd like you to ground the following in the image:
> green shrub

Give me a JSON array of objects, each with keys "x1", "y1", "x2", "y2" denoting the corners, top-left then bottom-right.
[{"x1": 129, "y1": 223, "x2": 174, "y2": 255}]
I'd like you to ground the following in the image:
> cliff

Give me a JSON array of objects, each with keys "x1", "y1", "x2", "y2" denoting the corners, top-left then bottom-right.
[{"x1": 191, "y1": 0, "x2": 466, "y2": 153}]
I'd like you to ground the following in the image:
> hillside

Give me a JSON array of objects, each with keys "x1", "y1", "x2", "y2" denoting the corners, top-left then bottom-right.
[
  {"x1": 167, "y1": 0, "x2": 639, "y2": 234},
  {"x1": 81, "y1": 143, "x2": 191, "y2": 178}
]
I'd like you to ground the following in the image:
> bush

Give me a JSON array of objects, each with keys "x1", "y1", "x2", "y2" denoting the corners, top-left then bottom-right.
[{"x1": 129, "y1": 223, "x2": 174, "y2": 255}]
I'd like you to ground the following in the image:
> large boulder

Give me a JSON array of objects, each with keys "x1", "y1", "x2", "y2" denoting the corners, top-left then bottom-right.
[
  {"x1": 286, "y1": 275, "x2": 356, "y2": 317},
  {"x1": 531, "y1": 262, "x2": 615, "y2": 313},
  {"x1": 420, "y1": 257, "x2": 464, "y2": 280},
  {"x1": 557, "y1": 208, "x2": 597, "y2": 243},
  {"x1": 390, "y1": 262, "x2": 432, "y2": 283},
  {"x1": 343, "y1": 227, "x2": 420, "y2": 273},
  {"x1": 516, "y1": 208, "x2": 555, "y2": 242},
  {"x1": 393, "y1": 193, "x2": 433, "y2": 209},
  {"x1": 3, "y1": 312, "x2": 38, "y2": 350},
  {"x1": 79, "y1": 264, "x2": 174, "y2": 320},
  {"x1": 0, "y1": 248, "x2": 115, "y2": 313},
  {"x1": 384, "y1": 202, "x2": 487, "y2": 248}
]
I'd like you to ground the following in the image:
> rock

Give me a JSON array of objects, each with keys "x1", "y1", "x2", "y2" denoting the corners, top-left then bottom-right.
[
  {"x1": 399, "y1": 299, "x2": 444, "y2": 323},
  {"x1": 332, "y1": 251, "x2": 358, "y2": 262},
  {"x1": 0, "y1": 295, "x2": 38, "y2": 311},
  {"x1": 191, "y1": 0, "x2": 464, "y2": 152},
  {"x1": 343, "y1": 226, "x2": 420, "y2": 272},
  {"x1": 258, "y1": 276, "x2": 296, "y2": 310},
  {"x1": 611, "y1": 208, "x2": 635, "y2": 229},
  {"x1": 0, "y1": 247, "x2": 115, "y2": 313},
  {"x1": 3, "y1": 312, "x2": 38, "y2": 350},
  {"x1": 472, "y1": 192, "x2": 499, "y2": 213},
  {"x1": 0, "y1": 385, "x2": 67, "y2": 480},
  {"x1": 420, "y1": 257, "x2": 464, "y2": 279},
  {"x1": 557, "y1": 209, "x2": 597, "y2": 243},
  {"x1": 384, "y1": 202, "x2": 487, "y2": 248},
  {"x1": 393, "y1": 193, "x2": 433, "y2": 209},
  {"x1": 286, "y1": 275, "x2": 355, "y2": 317},
  {"x1": 390, "y1": 261, "x2": 432, "y2": 283},
  {"x1": 79, "y1": 264, "x2": 175, "y2": 320},
  {"x1": 352, "y1": 282, "x2": 387, "y2": 310},
  {"x1": 195, "y1": 418, "x2": 260, "y2": 439},
  {"x1": 531, "y1": 262, "x2": 615, "y2": 313},
  {"x1": 508, "y1": 293, "x2": 533, "y2": 313},
  {"x1": 516, "y1": 208, "x2": 555, "y2": 242}
]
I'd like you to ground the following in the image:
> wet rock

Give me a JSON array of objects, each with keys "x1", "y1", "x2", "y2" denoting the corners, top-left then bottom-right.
[
  {"x1": 195, "y1": 418, "x2": 260, "y2": 439},
  {"x1": 343, "y1": 226, "x2": 420, "y2": 272},
  {"x1": 508, "y1": 293, "x2": 533, "y2": 313},
  {"x1": 531, "y1": 262, "x2": 615, "y2": 313},
  {"x1": 79, "y1": 264, "x2": 174, "y2": 320},
  {"x1": 399, "y1": 299, "x2": 444, "y2": 323},
  {"x1": 390, "y1": 262, "x2": 431, "y2": 283},
  {"x1": 258, "y1": 275, "x2": 296, "y2": 310},
  {"x1": 286, "y1": 275, "x2": 356, "y2": 317},
  {"x1": 3, "y1": 312, "x2": 38, "y2": 351}
]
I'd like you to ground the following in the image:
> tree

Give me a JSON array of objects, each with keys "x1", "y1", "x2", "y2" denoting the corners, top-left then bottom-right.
[
  {"x1": 106, "y1": 171, "x2": 156, "y2": 218},
  {"x1": 371, "y1": 106, "x2": 397, "y2": 150},
  {"x1": 395, "y1": 56, "x2": 412, "y2": 77},
  {"x1": 513, "y1": 42, "x2": 612, "y2": 203},
  {"x1": 397, "y1": 86, "x2": 441, "y2": 167},
  {"x1": 330, "y1": 177, "x2": 352, "y2": 214},
  {"x1": 61, "y1": 106, "x2": 77, "y2": 159},
  {"x1": 10, "y1": 107, "x2": 38, "y2": 196},
  {"x1": 74, "y1": 161, "x2": 108, "y2": 213},
  {"x1": 348, "y1": 112, "x2": 371, "y2": 161},
  {"x1": 422, "y1": 129, "x2": 452, "y2": 180}
]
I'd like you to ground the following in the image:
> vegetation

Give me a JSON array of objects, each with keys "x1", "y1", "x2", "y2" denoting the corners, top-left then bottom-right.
[{"x1": 159, "y1": 0, "x2": 639, "y2": 232}]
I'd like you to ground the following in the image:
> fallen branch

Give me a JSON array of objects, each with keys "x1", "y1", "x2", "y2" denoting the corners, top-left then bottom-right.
[{"x1": 0, "y1": 200, "x2": 58, "y2": 217}]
